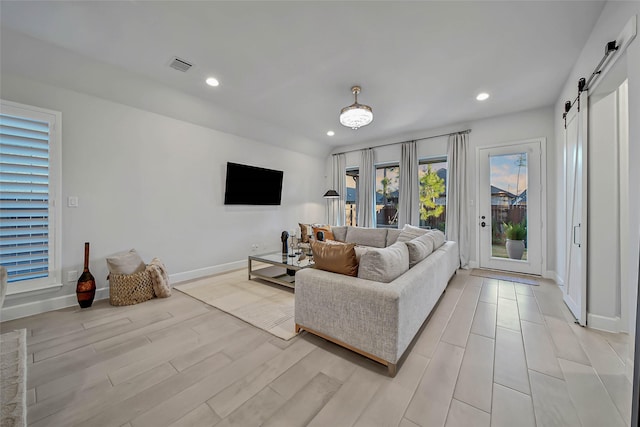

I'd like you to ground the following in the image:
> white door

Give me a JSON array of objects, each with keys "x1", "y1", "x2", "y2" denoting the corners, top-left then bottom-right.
[
  {"x1": 478, "y1": 140, "x2": 543, "y2": 275},
  {"x1": 563, "y1": 93, "x2": 588, "y2": 325}
]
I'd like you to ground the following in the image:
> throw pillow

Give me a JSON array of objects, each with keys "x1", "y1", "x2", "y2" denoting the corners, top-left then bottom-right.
[
  {"x1": 299, "y1": 223, "x2": 313, "y2": 243},
  {"x1": 405, "y1": 233, "x2": 435, "y2": 268},
  {"x1": 312, "y1": 225, "x2": 335, "y2": 241},
  {"x1": 357, "y1": 241, "x2": 409, "y2": 283},
  {"x1": 396, "y1": 224, "x2": 429, "y2": 242},
  {"x1": 310, "y1": 240, "x2": 358, "y2": 277},
  {"x1": 331, "y1": 226, "x2": 348, "y2": 242},
  {"x1": 106, "y1": 249, "x2": 146, "y2": 275},
  {"x1": 428, "y1": 229, "x2": 446, "y2": 249},
  {"x1": 147, "y1": 257, "x2": 171, "y2": 298}
]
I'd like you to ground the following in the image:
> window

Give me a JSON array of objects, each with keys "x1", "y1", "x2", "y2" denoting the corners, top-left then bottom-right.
[
  {"x1": 1, "y1": 101, "x2": 61, "y2": 291},
  {"x1": 345, "y1": 168, "x2": 358, "y2": 226},
  {"x1": 418, "y1": 158, "x2": 447, "y2": 231},
  {"x1": 375, "y1": 164, "x2": 399, "y2": 228}
]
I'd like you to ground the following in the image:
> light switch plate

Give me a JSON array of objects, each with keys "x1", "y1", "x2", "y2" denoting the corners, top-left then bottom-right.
[{"x1": 68, "y1": 196, "x2": 78, "y2": 207}]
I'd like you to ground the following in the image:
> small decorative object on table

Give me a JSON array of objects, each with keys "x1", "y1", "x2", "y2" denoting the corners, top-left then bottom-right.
[
  {"x1": 76, "y1": 242, "x2": 96, "y2": 308},
  {"x1": 281, "y1": 231, "x2": 289, "y2": 255}
]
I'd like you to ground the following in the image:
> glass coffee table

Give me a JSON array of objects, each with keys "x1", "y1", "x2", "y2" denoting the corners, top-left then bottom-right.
[{"x1": 248, "y1": 251, "x2": 314, "y2": 289}]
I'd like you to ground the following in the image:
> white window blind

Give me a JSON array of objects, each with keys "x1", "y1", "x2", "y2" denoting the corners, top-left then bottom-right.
[{"x1": 0, "y1": 113, "x2": 51, "y2": 283}]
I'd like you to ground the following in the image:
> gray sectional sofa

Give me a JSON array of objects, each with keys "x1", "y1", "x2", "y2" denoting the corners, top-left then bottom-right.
[{"x1": 295, "y1": 225, "x2": 459, "y2": 376}]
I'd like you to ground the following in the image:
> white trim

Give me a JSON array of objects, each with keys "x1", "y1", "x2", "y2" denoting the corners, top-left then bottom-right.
[
  {"x1": 5, "y1": 282, "x2": 63, "y2": 297},
  {"x1": 169, "y1": 260, "x2": 246, "y2": 284},
  {"x1": 0, "y1": 287, "x2": 109, "y2": 322},
  {"x1": 587, "y1": 313, "x2": 621, "y2": 333}
]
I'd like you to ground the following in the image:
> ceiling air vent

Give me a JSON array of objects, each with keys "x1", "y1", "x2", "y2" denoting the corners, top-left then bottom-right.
[{"x1": 169, "y1": 57, "x2": 193, "y2": 72}]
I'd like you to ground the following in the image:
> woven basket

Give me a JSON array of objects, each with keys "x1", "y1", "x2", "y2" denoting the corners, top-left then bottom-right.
[{"x1": 109, "y1": 269, "x2": 155, "y2": 306}]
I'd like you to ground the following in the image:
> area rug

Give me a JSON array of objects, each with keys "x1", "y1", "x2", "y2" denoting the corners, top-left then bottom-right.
[
  {"x1": 470, "y1": 268, "x2": 539, "y2": 286},
  {"x1": 175, "y1": 270, "x2": 297, "y2": 340},
  {"x1": 1, "y1": 328, "x2": 27, "y2": 427}
]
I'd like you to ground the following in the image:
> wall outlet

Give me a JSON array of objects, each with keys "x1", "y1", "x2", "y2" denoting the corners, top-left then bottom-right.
[
  {"x1": 251, "y1": 244, "x2": 259, "y2": 252},
  {"x1": 67, "y1": 270, "x2": 78, "y2": 282}
]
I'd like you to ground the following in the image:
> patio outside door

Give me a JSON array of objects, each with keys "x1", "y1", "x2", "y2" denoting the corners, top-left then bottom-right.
[{"x1": 478, "y1": 140, "x2": 543, "y2": 275}]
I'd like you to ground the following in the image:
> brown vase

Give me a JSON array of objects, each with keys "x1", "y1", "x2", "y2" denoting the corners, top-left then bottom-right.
[{"x1": 76, "y1": 242, "x2": 96, "y2": 308}]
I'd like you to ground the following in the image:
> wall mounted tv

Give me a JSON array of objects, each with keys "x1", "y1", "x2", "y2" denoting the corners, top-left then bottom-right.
[{"x1": 224, "y1": 162, "x2": 283, "y2": 205}]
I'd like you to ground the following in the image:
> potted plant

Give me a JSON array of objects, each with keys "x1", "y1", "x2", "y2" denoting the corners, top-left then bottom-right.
[{"x1": 503, "y1": 222, "x2": 527, "y2": 260}]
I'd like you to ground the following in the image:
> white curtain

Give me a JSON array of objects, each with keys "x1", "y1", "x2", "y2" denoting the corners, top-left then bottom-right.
[
  {"x1": 358, "y1": 149, "x2": 375, "y2": 227},
  {"x1": 446, "y1": 132, "x2": 470, "y2": 268},
  {"x1": 331, "y1": 153, "x2": 346, "y2": 226},
  {"x1": 398, "y1": 141, "x2": 419, "y2": 228}
]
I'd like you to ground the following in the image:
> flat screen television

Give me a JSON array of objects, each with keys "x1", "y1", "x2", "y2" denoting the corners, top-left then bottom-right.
[{"x1": 224, "y1": 162, "x2": 283, "y2": 205}]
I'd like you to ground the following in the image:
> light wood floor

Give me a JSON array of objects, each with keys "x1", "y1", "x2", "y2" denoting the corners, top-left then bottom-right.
[{"x1": 0, "y1": 269, "x2": 632, "y2": 427}]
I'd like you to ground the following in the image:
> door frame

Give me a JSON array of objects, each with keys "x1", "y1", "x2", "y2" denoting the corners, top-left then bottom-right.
[{"x1": 474, "y1": 137, "x2": 547, "y2": 276}]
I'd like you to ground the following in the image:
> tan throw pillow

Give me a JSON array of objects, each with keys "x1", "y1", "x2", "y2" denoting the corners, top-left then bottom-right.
[
  {"x1": 299, "y1": 223, "x2": 313, "y2": 243},
  {"x1": 147, "y1": 257, "x2": 171, "y2": 298},
  {"x1": 106, "y1": 249, "x2": 146, "y2": 275},
  {"x1": 310, "y1": 240, "x2": 358, "y2": 277},
  {"x1": 312, "y1": 225, "x2": 335, "y2": 241},
  {"x1": 357, "y1": 241, "x2": 409, "y2": 283}
]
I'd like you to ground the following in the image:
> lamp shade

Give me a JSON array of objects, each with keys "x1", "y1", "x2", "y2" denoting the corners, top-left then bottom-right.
[{"x1": 323, "y1": 190, "x2": 340, "y2": 198}]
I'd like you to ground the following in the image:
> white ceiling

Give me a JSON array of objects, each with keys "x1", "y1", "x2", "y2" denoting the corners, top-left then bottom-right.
[{"x1": 0, "y1": 1, "x2": 605, "y2": 157}]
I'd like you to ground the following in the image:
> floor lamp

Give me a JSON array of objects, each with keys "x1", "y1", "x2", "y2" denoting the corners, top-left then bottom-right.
[{"x1": 323, "y1": 190, "x2": 340, "y2": 225}]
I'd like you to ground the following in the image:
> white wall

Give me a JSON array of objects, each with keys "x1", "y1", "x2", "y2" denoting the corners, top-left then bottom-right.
[
  {"x1": 1, "y1": 74, "x2": 325, "y2": 319},
  {"x1": 554, "y1": 2, "x2": 639, "y2": 335},
  {"x1": 330, "y1": 106, "x2": 556, "y2": 274}
]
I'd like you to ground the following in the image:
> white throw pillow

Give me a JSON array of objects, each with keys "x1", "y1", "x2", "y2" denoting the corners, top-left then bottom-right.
[
  {"x1": 405, "y1": 233, "x2": 435, "y2": 268},
  {"x1": 396, "y1": 224, "x2": 429, "y2": 242},
  {"x1": 357, "y1": 242, "x2": 409, "y2": 283},
  {"x1": 428, "y1": 230, "x2": 446, "y2": 249},
  {"x1": 106, "y1": 249, "x2": 146, "y2": 275}
]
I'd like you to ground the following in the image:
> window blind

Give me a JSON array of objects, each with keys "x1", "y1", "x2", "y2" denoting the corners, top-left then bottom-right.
[{"x1": 0, "y1": 113, "x2": 50, "y2": 283}]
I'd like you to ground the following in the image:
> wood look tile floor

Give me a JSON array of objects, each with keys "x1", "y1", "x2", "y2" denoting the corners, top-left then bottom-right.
[{"x1": 1, "y1": 269, "x2": 632, "y2": 427}]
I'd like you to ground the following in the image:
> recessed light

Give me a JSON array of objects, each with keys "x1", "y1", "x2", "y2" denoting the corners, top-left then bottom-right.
[
  {"x1": 476, "y1": 92, "x2": 490, "y2": 101},
  {"x1": 327, "y1": 131, "x2": 335, "y2": 136},
  {"x1": 206, "y1": 77, "x2": 219, "y2": 87}
]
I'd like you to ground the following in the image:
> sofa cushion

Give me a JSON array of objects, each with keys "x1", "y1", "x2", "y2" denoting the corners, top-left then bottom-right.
[
  {"x1": 428, "y1": 230, "x2": 446, "y2": 249},
  {"x1": 345, "y1": 226, "x2": 387, "y2": 248},
  {"x1": 310, "y1": 240, "x2": 358, "y2": 277},
  {"x1": 106, "y1": 249, "x2": 146, "y2": 275},
  {"x1": 331, "y1": 226, "x2": 348, "y2": 242},
  {"x1": 405, "y1": 233, "x2": 435, "y2": 268},
  {"x1": 357, "y1": 242, "x2": 409, "y2": 283},
  {"x1": 386, "y1": 229, "x2": 402, "y2": 246},
  {"x1": 396, "y1": 224, "x2": 429, "y2": 242}
]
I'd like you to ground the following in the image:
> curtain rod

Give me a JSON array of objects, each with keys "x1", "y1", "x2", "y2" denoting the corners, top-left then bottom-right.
[{"x1": 332, "y1": 128, "x2": 471, "y2": 156}]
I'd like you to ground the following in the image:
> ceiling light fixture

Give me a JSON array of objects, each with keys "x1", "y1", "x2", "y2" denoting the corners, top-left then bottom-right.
[
  {"x1": 326, "y1": 131, "x2": 335, "y2": 136},
  {"x1": 340, "y1": 86, "x2": 373, "y2": 129},
  {"x1": 206, "y1": 77, "x2": 220, "y2": 87},
  {"x1": 476, "y1": 92, "x2": 490, "y2": 101}
]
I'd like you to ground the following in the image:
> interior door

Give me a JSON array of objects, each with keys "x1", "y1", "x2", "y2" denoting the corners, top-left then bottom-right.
[
  {"x1": 478, "y1": 141, "x2": 542, "y2": 275},
  {"x1": 563, "y1": 92, "x2": 588, "y2": 325}
]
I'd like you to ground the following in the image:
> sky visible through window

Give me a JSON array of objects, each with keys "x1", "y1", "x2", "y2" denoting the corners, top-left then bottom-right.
[{"x1": 490, "y1": 153, "x2": 528, "y2": 196}]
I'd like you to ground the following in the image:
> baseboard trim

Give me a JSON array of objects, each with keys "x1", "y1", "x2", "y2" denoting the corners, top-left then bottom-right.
[
  {"x1": 169, "y1": 260, "x2": 245, "y2": 284},
  {"x1": 587, "y1": 313, "x2": 621, "y2": 333},
  {"x1": 554, "y1": 271, "x2": 565, "y2": 286},
  {"x1": 0, "y1": 287, "x2": 110, "y2": 322},
  {"x1": 1, "y1": 260, "x2": 247, "y2": 322}
]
